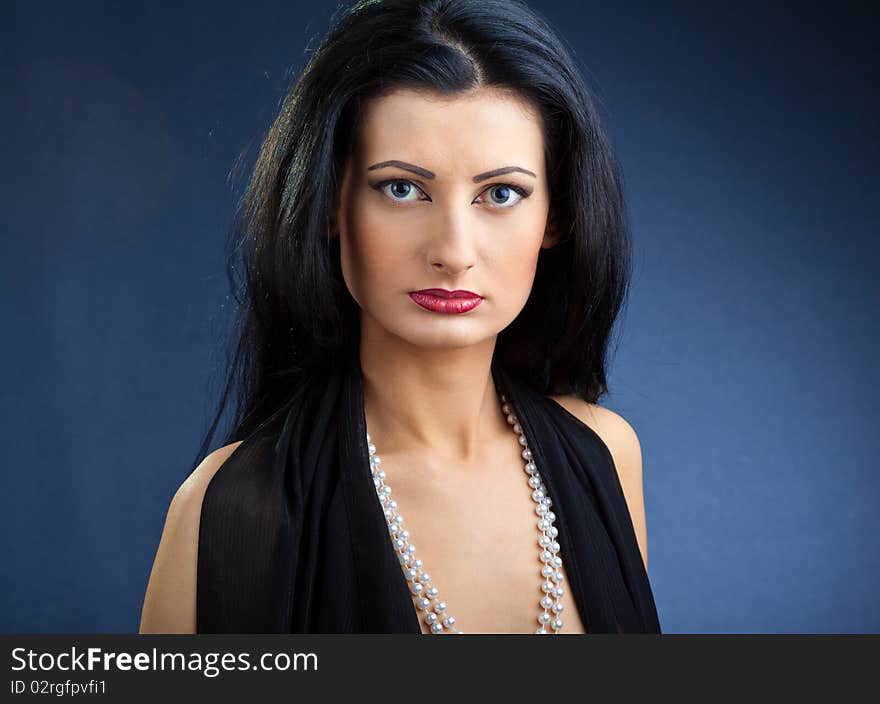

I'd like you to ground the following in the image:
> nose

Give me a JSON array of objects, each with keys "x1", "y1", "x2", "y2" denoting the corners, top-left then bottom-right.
[{"x1": 425, "y1": 205, "x2": 477, "y2": 277}]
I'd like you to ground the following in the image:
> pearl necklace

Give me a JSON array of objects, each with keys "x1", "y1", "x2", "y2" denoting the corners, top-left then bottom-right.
[{"x1": 366, "y1": 391, "x2": 566, "y2": 634}]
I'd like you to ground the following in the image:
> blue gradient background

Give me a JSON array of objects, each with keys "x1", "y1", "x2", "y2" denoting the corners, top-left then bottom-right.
[{"x1": 1, "y1": 1, "x2": 877, "y2": 633}]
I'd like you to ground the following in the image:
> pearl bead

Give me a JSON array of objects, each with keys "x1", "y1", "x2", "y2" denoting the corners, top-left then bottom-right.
[
  {"x1": 535, "y1": 628, "x2": 547, "y2": 634},
  {"x1": 368, "y1": 391, "x2": 566, "y2": 635}
]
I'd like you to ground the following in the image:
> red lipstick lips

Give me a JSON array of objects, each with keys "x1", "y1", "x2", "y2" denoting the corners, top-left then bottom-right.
[{"x1": 408, "y1": 288, "x2": 484, "y2": 314}]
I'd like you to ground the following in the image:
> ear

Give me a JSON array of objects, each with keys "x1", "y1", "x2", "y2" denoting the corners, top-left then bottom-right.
[
  {"x1": 328, "y1": 166, "x2": 349, "y2": 241},
  {"x1": 328, "y1": 212, "x2": 339, "y2": 240},
  {"x1": 328, "y1": 194, "x2": 341, "y2": 240},
  {"x1": 540, "y1": 211, "x2": 563, "y2": 249}
]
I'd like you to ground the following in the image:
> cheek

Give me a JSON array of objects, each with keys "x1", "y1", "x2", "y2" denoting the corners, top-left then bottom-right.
[
  {"x1": 492, "y1": 223, "x2": 544, "y2": 292},
  {"x1": 507, "y1": 254, "x2": 541, "y2": 311},
  {"x1": 340, "y1": 202, "x2": 405, "y2": 303}
]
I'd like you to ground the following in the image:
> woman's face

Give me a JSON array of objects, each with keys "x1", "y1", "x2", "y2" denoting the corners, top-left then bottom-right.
[{"x1": 332, "y1": 86, "x2": 557, "y2": 352}]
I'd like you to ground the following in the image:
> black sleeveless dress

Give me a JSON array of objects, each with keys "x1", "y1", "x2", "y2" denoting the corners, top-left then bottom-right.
[{"x1": 196, "y1": 355, "x2": 662, "y2": 633}]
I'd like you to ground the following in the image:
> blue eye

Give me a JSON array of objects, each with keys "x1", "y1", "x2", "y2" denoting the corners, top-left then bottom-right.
[
  {"x1": 373, "y1": 179, "x2": 530, "y2": 209},
  {"x1": 482, "y1": 184, "x2": 525, "y2": 208},
  {"x1": 381, "y1": 179, "x2": 423, "y2": 202}
]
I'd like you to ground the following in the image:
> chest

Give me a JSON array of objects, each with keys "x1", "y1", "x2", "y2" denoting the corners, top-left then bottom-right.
[{"x1": 370, "y1": 439, "x2": 588, "y2": 634}]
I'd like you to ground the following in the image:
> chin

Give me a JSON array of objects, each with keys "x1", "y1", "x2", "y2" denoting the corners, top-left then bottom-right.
[{"x1": 371, "y1": 317, "x2": 483, "y2": 347}]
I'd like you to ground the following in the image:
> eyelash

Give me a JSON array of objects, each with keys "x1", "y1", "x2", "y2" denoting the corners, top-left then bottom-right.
[{"x1": 371, "y1": 178, "x2": 531, "y2": 209}]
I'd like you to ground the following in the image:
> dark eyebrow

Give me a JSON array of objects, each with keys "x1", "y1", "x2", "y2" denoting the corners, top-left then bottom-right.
[
  {"x1": 472, "y1": 165, "x2": 537, "y2": 182},
  {"x1": 366, "y1": 160, "x2": 536, "y2": 182}
]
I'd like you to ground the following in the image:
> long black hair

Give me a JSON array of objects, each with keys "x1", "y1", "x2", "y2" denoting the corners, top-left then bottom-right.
[{"x1": 191, "y1": 0, "x2": 632, "y2": 472}]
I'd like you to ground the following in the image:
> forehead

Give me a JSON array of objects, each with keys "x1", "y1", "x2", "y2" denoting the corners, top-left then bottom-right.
[{"x1": 353, "y1": 87, "x2": 545, "y2": 172}]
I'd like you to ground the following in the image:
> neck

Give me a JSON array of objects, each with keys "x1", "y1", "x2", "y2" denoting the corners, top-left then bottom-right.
[{"x1": 359, "y1": 329, "x2": 509, "y2": 465}]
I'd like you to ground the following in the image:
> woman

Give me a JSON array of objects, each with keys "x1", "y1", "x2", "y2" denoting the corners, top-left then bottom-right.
[{"x1": 140, "y1": 0, "x2": 661, "y2": 634}]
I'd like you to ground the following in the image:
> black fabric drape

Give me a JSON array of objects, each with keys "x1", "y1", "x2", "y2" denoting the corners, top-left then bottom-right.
[{"x1": 197, "y1": 354, "x2": 662, "y2": 633}]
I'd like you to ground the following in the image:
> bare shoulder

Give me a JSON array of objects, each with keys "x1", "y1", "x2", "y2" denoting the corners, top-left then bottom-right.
[
  {"x1": 546, "y1": 395, "x2": 648, "y2": 571},
  {"x1": 138, "y1": 441, "x2": 244, "y2": 634},
  {"x1": 546, "y1": 396, "x2": 642, "y2": 463}
]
